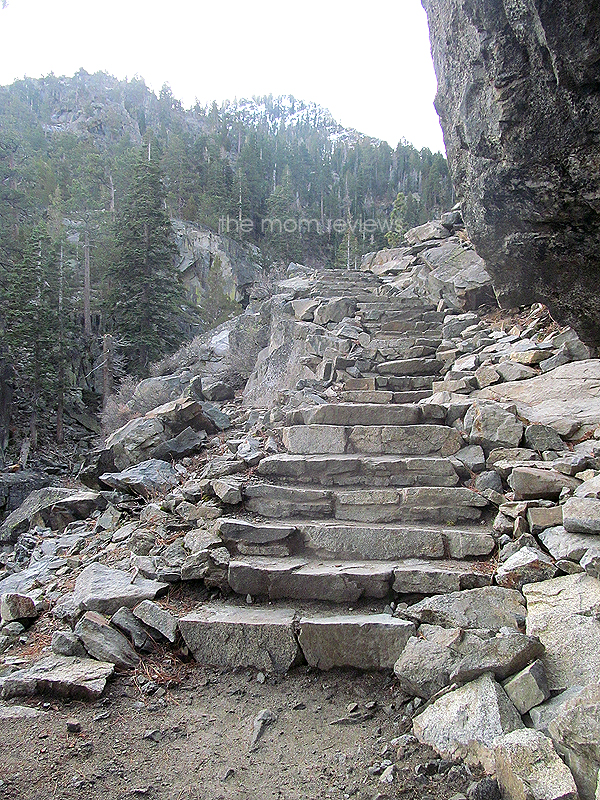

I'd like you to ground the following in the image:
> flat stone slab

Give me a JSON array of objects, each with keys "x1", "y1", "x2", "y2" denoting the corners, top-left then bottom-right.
[
  {"x1": 258, "y1": 454, "x2": 459, "y2": 488},
  {"x1": 377, "y1": 358, "x2": 443, "y2": 376},
  {"x1": 333, "y1": 486, "x2": 487, "y2": 525},
  {"x1": 0, "y1": 704, "x2": 47, "y2": 720},
  {"x1": 0, "y1": 655, "x2": 114, "y2": 701},
  {"x1": 300, "y1": 520, "x2": 494, "y2": 561},
  {"x1": 70, "y1": 562, "x2": 169, "y2": 616},
  {"x1": 228, "y1": 556, "x2": 395, "y2": 602},
  {"x1": 217, "y1": 518, "x2": 297, "y2": 544},
  {"x1": 299, "y1": 403, "x2": 422, "y2": 427},
  {"x1": 406, "y1": 586, "x2": 527, "y2": 631},
  {"x1": 393, "y1": 560, "x2": 491, "y2": 594},
  {"x1": 283, "y1": 425, "x2": 347, "y2": 455},
  {"x1": 524, "y1": 573, "x2": 600, "y2": 690},
  {"x1": 178, "y1": 605, "x2": 301, "y2": 673},
  {"x1": 282, "y1": 424, "x2": 463, "y2": 457},
  {"x1": 298, "y1": 615, "x2": 415, "y2": 670},
  {"x1": 301, "y1": 521, "x2": 446, "y2": 560},
  {"x1": 243, "y1": 484, "x2": 333, "y2": 519},
  {"x1": 347, "y1": 425, "x2": 463, "y2": 457}
]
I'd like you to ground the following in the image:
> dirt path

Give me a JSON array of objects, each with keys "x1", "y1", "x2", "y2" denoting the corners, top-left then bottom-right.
[{"x1": 0, "y1": 664, "x2": 479, "y2": 800}]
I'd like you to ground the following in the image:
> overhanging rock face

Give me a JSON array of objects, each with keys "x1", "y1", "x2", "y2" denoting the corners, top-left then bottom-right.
[{"x1": 421, "y1": 0, "x2": 600, "y2": 347}]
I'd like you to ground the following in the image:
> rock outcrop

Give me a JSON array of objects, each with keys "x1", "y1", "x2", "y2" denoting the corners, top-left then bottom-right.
[{"x1": 422, "y1": 0, "x2": 600, "y2": 348}]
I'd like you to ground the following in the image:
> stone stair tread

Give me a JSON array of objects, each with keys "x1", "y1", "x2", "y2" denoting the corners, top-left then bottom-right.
[
  {"x1": 297, "y1": 519, "x2": 495, "y2": 560},
  {"x1": 338, "y1": 390, "x2": 433, "y2": 404},
  {"x1": 227, "y1": 554, "x2": 492, "y2": 602},
  {"x1": 257, "y1": 453, "x2": 459, "y2": 488},
  {"x1": 217, "y1": 516, "x2": 495, "y2": 560},
  {"x1": 282, "y1": 423, "x2": 462, "y2": 456},
  {"x1": 244, "y1": 482, "x2": 488, "y2": 524},
  {"x1": 288, "y1": 402, "x2": 423, "y2": 427}
]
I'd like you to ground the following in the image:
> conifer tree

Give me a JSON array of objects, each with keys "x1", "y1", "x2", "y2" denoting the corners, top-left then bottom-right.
[
  {"x1": 105, "y1": 141, "x2": 190, "y2": 374},
  {"x1": 3, "y1": 224, "x2": 61, "y2": 448}
]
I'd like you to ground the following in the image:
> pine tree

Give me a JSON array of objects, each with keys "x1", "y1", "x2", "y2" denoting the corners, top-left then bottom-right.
[
  {"x1": 105, "y1": 142, "x2": 191, "y2": 374},
  {"x1": 386, "y1": 192, "x2": 407, "y2": 247},
  {"x1": 3, "y1": 224, "x2": 61, "y2": 448}
]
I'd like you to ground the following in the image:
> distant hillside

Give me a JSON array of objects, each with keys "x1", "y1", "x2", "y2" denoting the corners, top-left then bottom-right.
[{"x1": 0, "y1": 70, "x2": 452, "y2": 266}]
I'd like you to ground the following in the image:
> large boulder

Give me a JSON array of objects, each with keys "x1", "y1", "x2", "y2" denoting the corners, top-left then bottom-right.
[
  {"x1": 464, "y1": 401, "x2": 524, "y2": 451},
  {"x1": 418, "y1": 238, "x2": 495, "y2": 309},
  {"x1": 412, "y1": 673, "x2": 523, "y2": 759},
  {"x1": 477, "y1": 361, "x2": 600, "y2": 437},
  {"x1": 104, "y1": 397, "x2": 217, "y2": 470},
  {"x1": 422, "y1": 0, "x2": 600, "y2": 347},
  {"x1": 0, "y1": 487, "x2": 106, "y2": 544},
  {"x1": 99, "y1": 459, "x2": 180, "y2": 498},
  {"x1": 524, "y1": 574, "x2": 600, "y2": 690},
  {"x1": 548, "y1": 683, "x2": 600, "y2": 800},
  {"x1": 494, "y1": 728, "x2": 578, "y2": 800}
]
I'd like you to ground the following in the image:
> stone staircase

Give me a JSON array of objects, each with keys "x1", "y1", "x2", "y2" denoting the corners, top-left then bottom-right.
[{"x1": 179, "y1": 266, "x2": 497, "y2": 672}]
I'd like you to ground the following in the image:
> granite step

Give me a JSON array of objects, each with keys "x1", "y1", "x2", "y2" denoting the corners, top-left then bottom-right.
[
  {"x1": 243, "y1": 484, "x2": 488, "y2": 523},
  {"x1": 376, "y1": 358, "x2": 444, "y2": 376},
  {"x1": 339, "y1": 389, "x2": 433, "y2": 404},
  {"x1": 285, "y1": 402, "x2": 423, "y2": 427},
  {"x1": 178, "y1": 604, "x2": 419, "y2": 672},
  {"x1": 257, "y1": 453, "x2": 460, "y2": 488},
  {"x1": 218, "y1": 517, "x2": 495, "y2": 560},
  {"x1": 227, "y1": 555, "x2": 492, "y2": 602},
  {"x1": 298, "y1": 521, "x2": 495, "y2": 561},
  {"x1": 282, "y1": 423, "x2": 462, "y2": 456},
  {"x1": 374, "y1": 374, "x2": 436, "y2": 391}
]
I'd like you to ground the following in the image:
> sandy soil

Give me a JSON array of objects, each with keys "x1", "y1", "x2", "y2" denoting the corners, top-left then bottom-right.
[{"x1": 0, "y1": 660, "x2": 481, "y2": 800}]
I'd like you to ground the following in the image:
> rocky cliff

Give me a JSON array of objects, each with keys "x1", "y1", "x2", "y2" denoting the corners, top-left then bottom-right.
[
  {"x1": 173, "y1": 220, "x2": 263, "y2": 309},
  {"x1": 421, "y1": 0, "x2": 600, "y2": 347}
]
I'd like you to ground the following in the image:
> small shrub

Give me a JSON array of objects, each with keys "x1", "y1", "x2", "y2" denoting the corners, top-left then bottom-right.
[{"x1": 101, "y1": 375, "x2": 139, "y2": 437}]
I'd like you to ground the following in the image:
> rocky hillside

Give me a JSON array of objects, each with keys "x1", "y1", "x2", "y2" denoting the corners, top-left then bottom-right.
[
  {"x1": 421, "y1": 0, "x2": 600, "y2": 349},
  {"x1": 1, "y1": 217, "x2": 600, "y2": 797}
]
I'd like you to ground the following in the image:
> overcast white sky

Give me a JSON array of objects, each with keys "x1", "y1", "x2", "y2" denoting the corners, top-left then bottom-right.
[{"x1": 0, "y1": 0, "x2": 445, "y2": 152}]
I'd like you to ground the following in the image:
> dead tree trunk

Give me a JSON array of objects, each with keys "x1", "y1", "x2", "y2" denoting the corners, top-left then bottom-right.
[{"x1": 0, "y1": 359, "x2": 14, "y2": 466}]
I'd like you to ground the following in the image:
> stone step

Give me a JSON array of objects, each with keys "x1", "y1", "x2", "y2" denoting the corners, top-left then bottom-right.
[
  {"x1": 257, "y1": 453, "x2": 459, "y2": 488},
  {"x1": 332, "y1": 486, "x2": 488, "y2": 524},
  {"x1": 375, "y1": 374, "x2": 436, "y2": 390},
  {"x1": 339, "y1": 375, "x2": 436, "y2": 393},
  {"x1": 376, "y1": 358, "x2": 443, "y2": 376},
  {"x1": 243, "y1": 484, "x2": 488, "y2": 523},
  {"x1": 282, "y1": 423, "x2": 462, "y2": 456},
  {"x1": 297, "y1": 614, "x2": 416, "y2": 670},
  {"x1": 227, "y1": 555, "x2": 492, "y2": 602},
  {"x1": 178, "y1": 604, "x2": 418, "y2": 672},
  {"x1": 339, "y1": 389, "x2": 433, "y2": 404},
  {"x1": 285, "y1": 403, "x2": 423, "y2": 427},
  {"x1": 217, "y1": 517, "x2": 495, "y2": 560},
  {"x1": 367, "y1": 320, "x2": 444, "y2": 335},
  {"x1": 298, "y1": 521, "x2": 495, "y2": 561}
]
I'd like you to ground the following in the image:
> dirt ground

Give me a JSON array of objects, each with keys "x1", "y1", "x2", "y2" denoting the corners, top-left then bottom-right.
[{"x1": 0, "y1": 660, "x2": 482, "y2": 800}]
